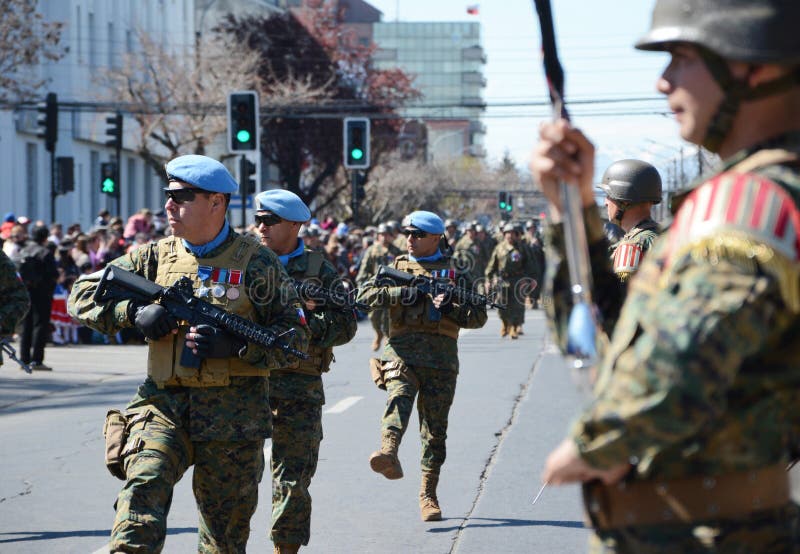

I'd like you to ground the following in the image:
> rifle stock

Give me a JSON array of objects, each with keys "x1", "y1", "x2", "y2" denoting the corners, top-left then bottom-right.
[
  {"x1": 293, "y1": 279, "x2": 370, "y2": 312},
  {"x1": 94, "y1": 265, "x2": 308, "y2": 366},
  {"x1": 375, "y1": 265, "x2": 504, "y2": 309}
]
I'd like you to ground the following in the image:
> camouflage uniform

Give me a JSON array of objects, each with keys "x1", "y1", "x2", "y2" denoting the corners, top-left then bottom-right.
[
  {"x1": 270, "y1": 247, "x2": 357, "y2": 546},
  {"x1": 452, "y1": 233, "x2": 489, "y2": 282},
  {"x1": 547, "y1": 134, "x2": 800, "y2": 552},
  {"x1": 609, "y1": 217, "x2": 661, "y2": 282},
  {"x1": 485, "y1": 239, "x2": 541, "y2": 329},
  {"x1": 0, "y1": 250, "x2": 30, "y2": 347},
  {"x1": 357, "y1": 254, "x2": 487, "y2": 475},
  {"x1": 356, "y1": 241, "x2": 401, "y2": 341},
  {"x1": 69, "y1": 232, "x2": 308, "y2": 553}
]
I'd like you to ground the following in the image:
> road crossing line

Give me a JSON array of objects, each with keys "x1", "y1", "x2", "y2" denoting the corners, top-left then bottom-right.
[{"x1": 323, "y1": 395, "x2": 363, "y2": 414}]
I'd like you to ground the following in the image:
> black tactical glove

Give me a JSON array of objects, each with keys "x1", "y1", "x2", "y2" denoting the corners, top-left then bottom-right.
[
  {"x1": 132, "y1": 304, "x2": 178, "y2": 340},
  {"x1": 191, "y1": 324, "x2": 246, "y2": 359}
]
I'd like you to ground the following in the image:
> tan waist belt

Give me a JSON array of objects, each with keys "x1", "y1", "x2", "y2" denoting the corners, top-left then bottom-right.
[{"x1": 583, "y1": 464, "x2": 790, "y2": 530}]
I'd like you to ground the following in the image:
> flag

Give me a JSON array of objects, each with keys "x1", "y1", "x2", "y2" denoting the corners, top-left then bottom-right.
[
  {"x1": 296, "y1": 307, "x2": 307, "y2": 326},
  {"x1": 466, "y1": 4, "x2": 479, "y2": 15}
]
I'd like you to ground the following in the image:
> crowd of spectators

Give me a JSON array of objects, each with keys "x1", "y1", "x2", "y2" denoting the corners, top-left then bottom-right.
[{"x1": 1, "y1": 206, "x2": 541, "y2": 351}]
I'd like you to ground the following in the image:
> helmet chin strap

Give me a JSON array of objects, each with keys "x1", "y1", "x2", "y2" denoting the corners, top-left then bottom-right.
[
  {"x1": 610, "y1": 203, "x2": 626, "y2": 227},
  {"x1": 698, "y1": 48, "x2": 800, "y2": 153}
]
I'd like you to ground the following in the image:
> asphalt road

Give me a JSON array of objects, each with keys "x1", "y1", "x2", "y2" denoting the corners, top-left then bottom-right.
[{"x1": 0, "y1": 311, "x2": 797, "y2": 553}]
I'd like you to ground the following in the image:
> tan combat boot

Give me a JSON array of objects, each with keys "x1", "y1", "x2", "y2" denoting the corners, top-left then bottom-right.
[
  {"x1": 369, "y1": 431, "x2": 403, "y2": 479},
  {"x1": 509, "y1": 325, "x2": 519, "y2": 340},
  {"x1": 274, "y1": 544, "x2": 300, "y2": 554},
  {"x1": 500, "y1": 321, "x2": 508, "y2": 337},
  {"x1": 371, "y1": 330, "x2": 383, "y2": 351},
  {"x1": 419, "y1": 471, "x2": 442, "y2": 521},
  {"x1": 516, "y1": 325, "x2": 524, "y2": 336}
]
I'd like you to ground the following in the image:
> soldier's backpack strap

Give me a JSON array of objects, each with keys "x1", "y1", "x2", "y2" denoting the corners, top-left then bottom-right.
[{"x1": 304, "y1": 249, "x2": 324, "y2": 278}]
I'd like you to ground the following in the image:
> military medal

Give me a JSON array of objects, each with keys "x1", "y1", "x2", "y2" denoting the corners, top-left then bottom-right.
[
  {"x1": 211, "y1": 284, "x2": 226, "y2": 298},
  {"x1": 197, "y1": 286, "x2": 210, "y2": 297},
  {"x1": 197, "y1": 265, "x2": 212, "y2": 282},
  {"x1": 226, "y1": 287, "x2": 240, "y2": 300}
]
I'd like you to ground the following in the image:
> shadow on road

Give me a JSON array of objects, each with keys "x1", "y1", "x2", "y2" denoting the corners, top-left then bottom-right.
[
  {"x1": 0, "y1": 526, "x2": 198, "y2": 544},
  {"x1": 428, "y1": 517, "x2": 585, "y2": 532}
]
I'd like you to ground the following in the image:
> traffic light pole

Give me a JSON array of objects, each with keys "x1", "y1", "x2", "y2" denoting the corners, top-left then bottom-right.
[
  {"x1": 49, "y1": 149, "x2": 56, "y2": 223},
  {"x1": 241, "y1": 154, "x2": 247, "y2": 229},
  {"x1": 350, "y1": 170, "x2": 359, "y2": 227}
]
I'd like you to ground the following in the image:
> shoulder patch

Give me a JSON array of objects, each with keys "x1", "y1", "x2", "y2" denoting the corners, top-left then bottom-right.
[
  {"x1": 667, "y1": 172, "x2": 800, "y2": 262},
  {"x1": 613, "y1": 242, "x2": 643, "y2": 275}
]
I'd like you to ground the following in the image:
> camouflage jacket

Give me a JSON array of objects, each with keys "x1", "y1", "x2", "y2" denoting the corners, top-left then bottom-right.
[
  {"x1": 485, "y1": 240, "x2": 541, "y2": 282},
  {"x1": 609, "y1": 217, "x2": 662, "y2": 282},
  {"x1": 0, "y1": 250, "x2": 30, "y2": 335},
  {"x1": 272, "y1": 247, "x2": 358, "y2": 403},
  {"x1": 356, "y1": 254, "x2": 487, "y2": 371},
  {"x1": 68, "y1": 229, "x2": 309, "y2": 441},
  {"x1": 452, "y1": 235, "x2": 489, "y2": 278},
  {"x1": 356, "y1": 241, "x2": 401, "y2": 285},
  {"x1": 548, "y1": 131, "x2": 800, "y2": 479}
]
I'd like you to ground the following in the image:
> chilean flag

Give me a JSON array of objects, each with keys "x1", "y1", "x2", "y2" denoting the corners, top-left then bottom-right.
[
  {"x1": 296, "y1": 307, "x2": 307, "y2": 326},
  {"x1": 466, "y1": 4, "x2": 479, "y2": 15}
]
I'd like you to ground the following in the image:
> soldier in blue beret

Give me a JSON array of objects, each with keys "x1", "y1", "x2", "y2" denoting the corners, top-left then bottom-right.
[
  {"x1": 68, "y1": 154, "x2": 308, "y2": 553},
  {"x1": 253, "y1": 188, "x2": 356, "y2": 553},
  {"x1": 357, "y1": 209, "x2": 487, "y2": 522}
]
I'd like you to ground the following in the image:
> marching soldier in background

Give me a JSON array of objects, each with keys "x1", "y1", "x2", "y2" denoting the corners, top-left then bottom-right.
[
  {"x1": 254, "y1": 189, "x2": 357, "y2": 554},
  {"x1": 357, "y1": 211, "x2": 487, "y2": 522},
  {"x1": 0, "y1": 249, "x2": 30, "y2": 367},
  {"x1": 532, "y1": 0, "x2": 800, "y2": 551},
  {"x1": 600, "y1": 159, "x2": 663, "y2": 282},
  {"x1": 389, "y1": 219, "x2": 407, "y2": 252},
  {"x1": 69, "y1": 155, "x2": 309, "y2": 553},
  {"x1": 523, "y1": 220, "x2": 546, "y2": 308},
  {"x1": 485, "y1": 223, "x2": 541, "y2": 338},
  {"x1": 357, "y1": 223, "x2": 401, "y2": 351},
  {"x1": 452, "y1": 221, "x2": 489, "y2": 285}
]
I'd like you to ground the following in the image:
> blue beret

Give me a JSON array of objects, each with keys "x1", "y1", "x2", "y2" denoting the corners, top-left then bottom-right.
[
  {"x1": 165, "y1": 155, "x2": 238, "y2": 194},
  {"x1": 255, "y1": 189, "x2": 311, "y2": 222},
  {"x1": 402, "y1": 210, "x2": 445, "y2": 234}
]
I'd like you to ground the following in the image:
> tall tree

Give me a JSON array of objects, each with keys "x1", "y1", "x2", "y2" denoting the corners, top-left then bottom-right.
[
  {"x1": 93, "y1": 31, "x2": 262, "y2": 179},
  {"x1": 0, "y1": 0, "x2": 66, "y2": 102},
  {"x1": 216, "y1": 2, "x2": 419, "y2": 210}
]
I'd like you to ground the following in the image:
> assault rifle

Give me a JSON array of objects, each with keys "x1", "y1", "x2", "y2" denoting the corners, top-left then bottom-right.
[
  {"x1": 375, "y1": 265, "x2": 505, "y2": 311},
  {"x1": 292, "y1": 279, "x2": 370, "y2": 313},
  {"x1": 94, "y1": 265, "x2": 308, "y2": 368},
  {"x1": 0, "y1": 337, "x2": 31, "y2": 373}
]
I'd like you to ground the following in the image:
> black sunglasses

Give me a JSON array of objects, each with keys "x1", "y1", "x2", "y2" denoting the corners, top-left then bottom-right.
[
  {"x1": 403, "y1": 229, "x2": 429, "y2": 239},
  {"x1": 254, "y1": 213, "x2": 284, "y2": 227},
  {"x1": 163, "y1": 187, "x2": 211, "y2": 204}
]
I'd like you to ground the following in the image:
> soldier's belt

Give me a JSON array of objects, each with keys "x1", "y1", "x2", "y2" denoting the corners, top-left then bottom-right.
[{"x1": 583, "y1": 464, "x2": 789, "y2": 530}]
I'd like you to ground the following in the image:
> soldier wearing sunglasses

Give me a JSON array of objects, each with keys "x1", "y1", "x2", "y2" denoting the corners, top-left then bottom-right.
[
  {"x1": 357, "y1": 210, "x2": 488, "y2": 522},
  {"x1": 68, "y1": 154, "x2": 309, "y2": 553},
  {"x1": 254, "y1": 189, "x2": 357, "y2": 554}
]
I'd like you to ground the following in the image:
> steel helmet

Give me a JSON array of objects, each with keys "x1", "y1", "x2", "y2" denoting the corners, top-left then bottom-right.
[
  {"x1": 635, "y1": 0, "x2": 800, "y2": 64},
  {"x1": 600, "y1": 159, "x2": 662, "y2": 205},
  {"x1": 635, "y1": 1, "x2": 800, "y2": 152}
]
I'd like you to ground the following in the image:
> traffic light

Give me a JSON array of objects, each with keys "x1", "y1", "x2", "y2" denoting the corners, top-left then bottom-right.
[
  {"x1": 105, "y1": 112, "x2": 123, "y2": 151},
  {"x1": 227, "y1": 91, "x2": 259, "y2": 153},
  {"x1": 100, "y1": 162, "x2": 118, "y2": 196},
  {"x1": 354, "y1": 172, "x2": 366, "y2": 200},
  {"x1": 506, "y1": 193, "x2": 514, "y2": 213},
  {"x1": 239, "y1": 157, "x2": 257, "y2": 195},
  {"x1": 343, "y1": 117, "x2": 370, "y2": 169},
  {"x1": 498, "y1": 191, "x2": 508, "y2": 210},
  {"x1": 55, "y1": 156, "x2": 74, "y2": 194},
  {"x1": 36, "y1": 92, "x2": 58, "y2": 153}
]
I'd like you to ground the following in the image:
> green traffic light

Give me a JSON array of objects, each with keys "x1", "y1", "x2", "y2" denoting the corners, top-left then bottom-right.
[
  {"x1": 506, "y1": 205, "x2": 513, "y2": 212},
  {"x1": 236, "y1": 129, "x2": 251, "y2": 143},
  {"x1": 102, "y1": 178, "x2": 116, "y2": 193},
  {"x1": 351, "y1": 148, "x2": 364, "y2": 160},
  {"x1": 499, "y1": 202, "x2": 507, "y2": 209}
]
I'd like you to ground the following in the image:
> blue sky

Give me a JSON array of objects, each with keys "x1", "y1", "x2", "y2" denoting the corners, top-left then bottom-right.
[{"x1": 367, "y1": 0, "x2": 695, "y2": 184}]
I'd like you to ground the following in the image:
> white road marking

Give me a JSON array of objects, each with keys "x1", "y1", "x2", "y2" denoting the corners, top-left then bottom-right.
[{"x1": 323, "y1": 396, "x2": 363, "y2": 414}]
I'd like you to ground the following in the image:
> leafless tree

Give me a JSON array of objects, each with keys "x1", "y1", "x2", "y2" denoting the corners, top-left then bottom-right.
[{"x1": 0, "y1": 0, "x2": 66, "y2": 102}]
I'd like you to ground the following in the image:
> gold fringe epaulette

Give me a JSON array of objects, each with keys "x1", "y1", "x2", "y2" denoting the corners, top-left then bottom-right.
[{"x1": 660, "y1": 232, "x2": 800, "y2": 313}]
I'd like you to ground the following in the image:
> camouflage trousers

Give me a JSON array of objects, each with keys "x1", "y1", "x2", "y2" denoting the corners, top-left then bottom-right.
[
  {"x1": 369, "y1": 307, "x2": 390, "y2": 336},
  {"x1": 587, "y1": 503, "x2": 800, "y2": 553},
  {"x1": 270, "y1": 396, "x2": 323, "y2": 546},
  {"x1": 381, "y1": 363, "x2": 457, "y2": 474},
  {"x1": 111, "y1": 407, "x2": 265, "y2": 553}
]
